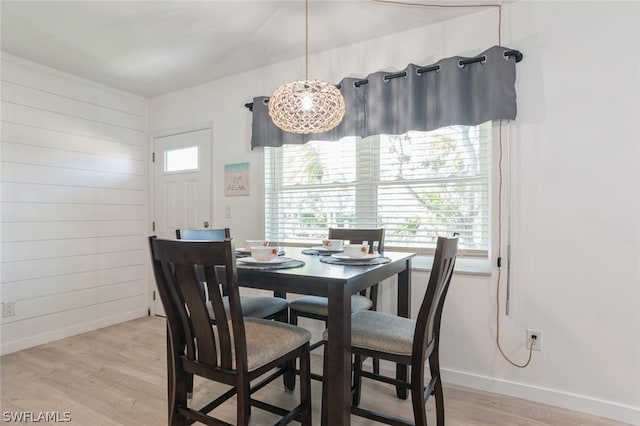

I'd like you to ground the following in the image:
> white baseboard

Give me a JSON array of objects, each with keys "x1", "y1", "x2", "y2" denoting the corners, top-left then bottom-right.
[
  {"x1": 0, "y1": 309, "x2": 148, "y2": 355},
  {"x1": 441, "y1": 367, "x2": 639, "y2": 426}
]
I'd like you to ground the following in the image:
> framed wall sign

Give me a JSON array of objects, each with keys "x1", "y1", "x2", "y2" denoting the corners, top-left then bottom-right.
[{"x1": 224, "y1": 162, "x2": 250, "y2": 196}]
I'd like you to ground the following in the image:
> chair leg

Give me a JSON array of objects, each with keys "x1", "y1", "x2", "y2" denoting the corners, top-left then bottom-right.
[
  {"x1": 299, "y1": 346, "x2": 312, "y2": 426},
  {"x1": 320, "y1": 343, "x2": 329, "y2": 426},
  {"x1": 282, "y1": 310, "x2": 297, "y2": 391},
  {"x1": 411, "y1": 374, "x2": 428, "y2": 426},
  {"x1": 429, "y1": 353, "x2": 445, "y2": 426},
  {"x1": 236, "y1": 378, "x2": 251, "y2": 426},
  {"x1": 373, "y1": 357, "x2": 380, "y2": 375},
  {"x1": 432, "y1": 376, "x2": 445, "y2": 426},
  {"x1": 167, "y1": 328, "x2": 189, "y2": 426},
  {"x1": 352, "y1": 354, "x2": 363, "y2": 407},
  {"x1": 284, "y1": 358, "x2": 296, "y2": 392}
]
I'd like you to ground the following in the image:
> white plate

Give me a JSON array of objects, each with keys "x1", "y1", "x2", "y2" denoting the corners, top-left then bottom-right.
[
  {"x1": 237, "y1": 256, "x2": 292, "y2": 265},
  {"x1": 331, "y1": 253, "x2": 381, "y2": 260},
  {"x1": 310, "y1": 246, "x2": 344, "y2": 252}
]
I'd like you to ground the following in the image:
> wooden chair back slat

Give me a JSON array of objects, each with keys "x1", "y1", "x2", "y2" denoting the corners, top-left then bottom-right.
[
  {"x1": 413, "y1": 236, "x2": 458, "y2": 358},
  {"x1": 149, "y1": 237, "x2": 247, "y2": 372}
]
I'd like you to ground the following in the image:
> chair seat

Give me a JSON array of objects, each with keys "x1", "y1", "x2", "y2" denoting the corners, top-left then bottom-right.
[
  {"x1": 243, "y1": 319, "x2": 311, "y2": 371},
  {"x1": 324, "y1": 310, "x2": 416, "y2": 356},
  {"x1": 289, "y1": 295, "x2": 373, "y2": 317},
  {"x1": 207, "y1": 296, "x2": 288, "y2": 319}
]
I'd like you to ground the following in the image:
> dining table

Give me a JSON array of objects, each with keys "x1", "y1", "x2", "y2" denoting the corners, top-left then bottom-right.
[{"x1": 235, "y1": 246, "x2": 415, "y2": 426}]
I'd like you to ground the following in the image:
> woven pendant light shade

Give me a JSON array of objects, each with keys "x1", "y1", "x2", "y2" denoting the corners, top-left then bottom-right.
[
  {"x1": 268, "y1": 79, "x2": 345, "y2": 134},
  {"x1": 268, "y1": 0, "x2": 345, "y2": 134}
]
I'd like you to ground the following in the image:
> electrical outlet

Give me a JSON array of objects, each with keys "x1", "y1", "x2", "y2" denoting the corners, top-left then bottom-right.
[
  {"x1": 3, "y1": 302, "x2": 16, "y2": 318},
  {"x1": 225, "y1": 205, "x2": 232, "y2": 218},
  {"x1": 526, "y1": 329, "x2": 542, "y2": 351}
]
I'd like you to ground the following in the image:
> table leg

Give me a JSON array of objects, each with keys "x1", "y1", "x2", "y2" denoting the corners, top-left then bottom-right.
[
  {"x1": 396, "y1": 259, "x2": 412, "y2": 399},
  {"x1": 324, "y1": 284, "x2": 352, "y2": 426}
]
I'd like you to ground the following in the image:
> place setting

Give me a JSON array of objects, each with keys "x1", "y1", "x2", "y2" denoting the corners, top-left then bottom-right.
[
  {"x1": 317, "y1": 242, "x2": 391, "y2": 266},
  {"x1": 301, "y1": 238, "x2": 346, "y2": 255},
  {"x1": 236, "y1": 240, "x2": 304, "y2": 270},
  {"x1": 235, "y1": 239, "x2": 286, "y2": 257}
]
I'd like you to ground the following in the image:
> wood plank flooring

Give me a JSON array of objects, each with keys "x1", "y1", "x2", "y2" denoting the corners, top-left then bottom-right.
[{"x1": 0, "y1": 316, "x2": 629, "y2": 425}]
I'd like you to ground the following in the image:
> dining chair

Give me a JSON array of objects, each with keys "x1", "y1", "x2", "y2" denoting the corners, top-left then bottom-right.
[
  {"x1": 321, "y1": 235, "x2": 458, "y2": 426},
  {"x1": 176, "y1": 228, "x2": 289, "y2": 322},
  {"x1": 149, "y1": 237, "x2": 312, "y2": 426},
  {"x1": 289, "y1": 228, "x2": 385, "y2": 374}
]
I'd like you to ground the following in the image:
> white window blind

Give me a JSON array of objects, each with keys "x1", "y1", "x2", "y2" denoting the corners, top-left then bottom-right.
[{"x1": 265, "y1": 122, "x2": 491, "y2": 255}]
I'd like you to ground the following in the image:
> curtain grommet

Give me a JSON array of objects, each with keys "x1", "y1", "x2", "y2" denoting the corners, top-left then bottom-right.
[
  {"x1": 457, "y1": 60, "x2": 465, "y2": 69},
  {"x1": 502, "y1": 51, "x2": 511, "y2": 61},
  {"x1": 263, "y1": 98, "x2": 269, "y2": 105},
  {"x1": 481, "y1": 55, "x2": 488, "y2": 64}
]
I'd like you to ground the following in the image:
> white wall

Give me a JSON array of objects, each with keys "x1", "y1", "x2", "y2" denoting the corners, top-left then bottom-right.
[
  {"x1": 0, "y1": 54, "x2": 150, "y2": 354},
  {"x1": 148, "y1": 2, "x2": 639, "y2": 424}
]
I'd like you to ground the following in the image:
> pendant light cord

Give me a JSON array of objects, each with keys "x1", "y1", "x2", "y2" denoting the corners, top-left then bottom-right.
[{"x1": 305, "y1": 0, "x2": 309, "y2": 81}]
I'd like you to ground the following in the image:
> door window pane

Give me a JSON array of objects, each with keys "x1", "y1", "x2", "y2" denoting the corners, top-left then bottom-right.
[{"x1": 164, "y1": 146, "x2": 198, "y2": 172}]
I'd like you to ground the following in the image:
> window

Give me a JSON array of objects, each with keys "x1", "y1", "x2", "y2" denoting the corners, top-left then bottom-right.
[
  {"x1": 265, "y1": 122, "x2": 491, "y2": 255},
  {"x1": 164, "y1": 146, "x2": 199, "y2": 172}
]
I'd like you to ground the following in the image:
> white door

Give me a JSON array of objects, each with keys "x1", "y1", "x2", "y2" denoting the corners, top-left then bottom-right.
[{"x1": 153, "y1": 128, "x2": 212, "y2": 315}]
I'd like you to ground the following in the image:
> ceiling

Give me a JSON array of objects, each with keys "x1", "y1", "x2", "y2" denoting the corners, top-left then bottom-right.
[{"x1": 1, "y1": 1, "x2": 494, "y2": 98}]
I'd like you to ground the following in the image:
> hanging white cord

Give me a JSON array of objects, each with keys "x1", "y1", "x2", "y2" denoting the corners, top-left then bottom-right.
[{"x1": 496, "y1": 120, "x2": 534, "y2": 368}]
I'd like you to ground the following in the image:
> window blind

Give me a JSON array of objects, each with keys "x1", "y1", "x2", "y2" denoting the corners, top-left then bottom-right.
[{"x1": 265, "y1": 122, "x2": 491, "y2": 255}]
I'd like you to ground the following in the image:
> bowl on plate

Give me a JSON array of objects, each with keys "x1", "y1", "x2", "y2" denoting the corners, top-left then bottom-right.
[
  {"x1": 321, "y1": 239, "x2": 344, "y2": 250},
  {"x1": 246, "y1": 239, "x2": 268, "y2": 248},
  {"x1": 343, "y1": 244, "x2": 369, "y2": 258},
  {"x1": 250, "y1": 246, "x2": 279, "y2": 261}
]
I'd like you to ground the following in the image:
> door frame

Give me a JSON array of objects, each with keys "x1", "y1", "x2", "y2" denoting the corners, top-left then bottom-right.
[{"x1": 147, "y1": 122, "x2": 215, "y2": 316}]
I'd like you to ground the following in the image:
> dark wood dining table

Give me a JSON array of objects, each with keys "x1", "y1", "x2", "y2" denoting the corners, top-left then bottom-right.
[{"x1": 236, "y1": 247, "x2": 415, "y2": 426}]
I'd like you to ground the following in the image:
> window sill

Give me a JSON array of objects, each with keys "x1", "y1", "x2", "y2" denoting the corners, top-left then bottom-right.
[{"x1": 411, "y1": 255, "x2": 492, "y2": 276}]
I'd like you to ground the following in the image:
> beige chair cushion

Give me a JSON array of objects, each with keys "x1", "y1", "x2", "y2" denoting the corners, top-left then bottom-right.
[
  {"x1": 323, "y1": 310, "x2": 415, "y2": 356},
  {"x1": 289, "y1": 295, "x2": 373, "y2": 316},
  {"x1": 207, "y1": 296, "x2": 288, "y2": 319},
  {"x1": 238, "y1": 319, "x2": 311, "y2": 371}
]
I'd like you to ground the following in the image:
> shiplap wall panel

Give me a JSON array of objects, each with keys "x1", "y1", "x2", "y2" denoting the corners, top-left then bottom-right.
[
  {"x1": 1, "y1": 81, "x2": 146, "y2": 131},
  {"x1": 2, "y1": 182, "x2": 145, "y2": 205},
  {"x1": 1, "y1": 203, "x2": 145, "y2": 222},
  {"x1": 2, "y1": 221, "x2": 144, "y2": 242},
  {"x1": 0, "y1": 280, "x2": 147, "y2": 326},
  {"x1": 1, "y1": 122, "x2": 145, "y2": 160},
  {"x1": 1, "y1": 59, "x2": 145, "y2": 116},
  {"x1": 2, "y1": 250, "x2": 146, "y2": 283},
  {"x1": 1, "y1": 141, "x2": 145, "y2": 175},
  {"x1": 0, "y1": 53, "x2": 149, "y2": 355},
  {"x1": 2, "y1": 162, "x2": 146, "y2": 190},
  {"x1": 2, "y1": 235, "x2": 145, "y2": 263},
  {"x1": 2, "y1": 265, "x2": 146, "y2": 302},
  {"x1": 2, "y1": 102, "x2": 145, "y2": 145}
]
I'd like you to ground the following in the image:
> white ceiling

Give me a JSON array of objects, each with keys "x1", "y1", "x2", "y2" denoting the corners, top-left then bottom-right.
[{"x1": 1, "y1": 1, "x2": 493, "y2": 98}]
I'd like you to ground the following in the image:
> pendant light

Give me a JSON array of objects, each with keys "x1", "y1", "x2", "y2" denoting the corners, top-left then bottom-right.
[{"x1": 268, "y1": 0, "x2": 345, "y2": 134}]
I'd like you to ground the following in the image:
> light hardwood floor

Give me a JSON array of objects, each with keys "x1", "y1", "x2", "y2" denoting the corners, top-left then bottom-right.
[{"x1": 0, "y1": 316, "x2": 629, "y2": 425}]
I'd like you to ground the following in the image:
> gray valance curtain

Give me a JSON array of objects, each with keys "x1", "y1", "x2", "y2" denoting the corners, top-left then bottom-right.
[{"x1": 250, "y1": 45, "x2": 519, "y2": 149}]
